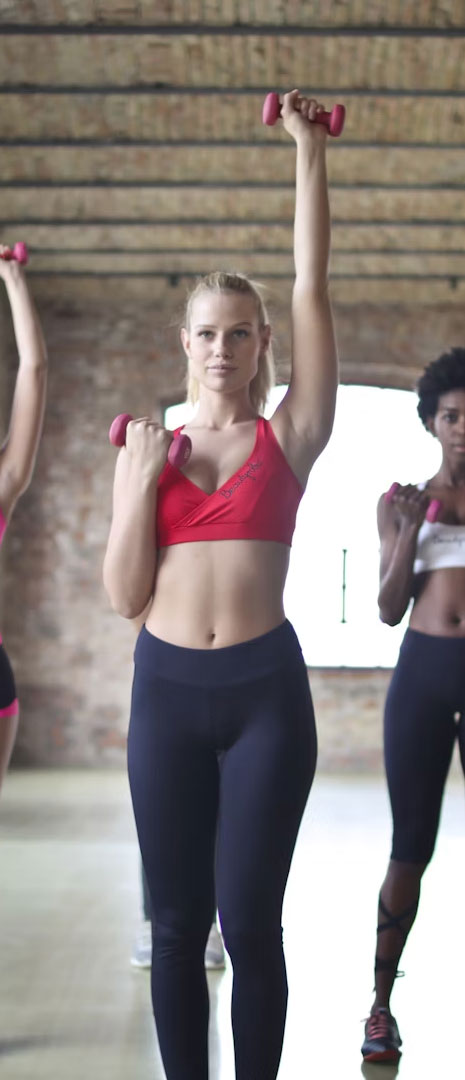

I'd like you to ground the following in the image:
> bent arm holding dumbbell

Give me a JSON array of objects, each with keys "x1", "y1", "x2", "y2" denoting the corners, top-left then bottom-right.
[
  {"x1": 103, "y1": 420, "x2": 173, "y2": 618},
  {"x1": 377, "y1": 484, "x2": 431, "y2": 625}
]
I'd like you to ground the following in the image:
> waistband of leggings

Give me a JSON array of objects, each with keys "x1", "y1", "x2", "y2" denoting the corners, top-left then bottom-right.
[
  {"x1": 134, "y1": 619, "x2": 304, "y2": 687},
  {"x1": 402, "y1": 627, "x2": 465, "y2": 659}
]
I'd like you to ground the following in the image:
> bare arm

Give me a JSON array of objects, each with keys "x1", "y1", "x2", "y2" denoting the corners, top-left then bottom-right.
[
  {"x1": 131, "y1": 596, "x2": 153, "y2": 634},
  {"x1": 273, "y1": 91, "x2": 339, "y2": 475},
  {"x1": 103, "y1": 419, "x2": 171, "y2": 619},
  {"x1": 377, "y1": 485, "x2": 429, "y2": 625},
  {"x1": 0, "y1": 253, "x2": 47, "y2": 518}
]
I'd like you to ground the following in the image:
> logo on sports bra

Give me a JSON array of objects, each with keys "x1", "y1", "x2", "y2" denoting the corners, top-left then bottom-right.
[
  {"x1": 431, "y1": 534, "x2": 465, "y2": 548},
  {"x1": 220, "y1": 460, "x2": 263, "y2": 500}
]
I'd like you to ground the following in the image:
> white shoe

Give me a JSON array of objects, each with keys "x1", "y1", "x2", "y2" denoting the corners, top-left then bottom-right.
[
  {"x1": 131, "y1": 919, "x2": 226, "y2": 971},
  {"x1": 204, "y1": 922, "x2": 226, "y2": 970},
  {"x1": 131, "y1": 919, "x2": 152, "y2": 969}
]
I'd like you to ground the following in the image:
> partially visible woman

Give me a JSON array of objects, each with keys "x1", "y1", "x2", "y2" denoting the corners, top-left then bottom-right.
[
  {"x1": 362, "y1": 348, "x2": 465, "y2": 1063},
  {"x1": 0, "y1": 246, "x2": 47, "y2": 790}
]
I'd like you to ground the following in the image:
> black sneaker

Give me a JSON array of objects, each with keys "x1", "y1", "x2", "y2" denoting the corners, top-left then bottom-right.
[{"x1": 361, "y1": 1007, "x2": 402, "y2": 1063}]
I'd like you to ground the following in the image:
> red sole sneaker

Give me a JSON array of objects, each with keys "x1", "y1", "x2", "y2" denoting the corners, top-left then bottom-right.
[{"x1": 363, "y1": 1049, "x2": 401, "y2": 1063}]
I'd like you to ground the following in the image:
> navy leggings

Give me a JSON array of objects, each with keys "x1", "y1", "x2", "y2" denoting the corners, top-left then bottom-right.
[
  {"x1": 127, "y1": 620, "x2": 316, "y2": 1080},
  {"x1": 385, "y1": 628, "x2": 465, "y2": 864},
  {"x1": 0, "y1": 640, "x2": 18, "y2": 714}
]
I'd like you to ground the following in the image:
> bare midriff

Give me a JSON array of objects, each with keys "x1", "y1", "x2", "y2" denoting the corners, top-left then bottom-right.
[
  {"x1": 145, "y1": 539, "x2": 290, "y2": 648},
  {"x1": 410, "y1": 567, "x2": 465, "y2": 636}
]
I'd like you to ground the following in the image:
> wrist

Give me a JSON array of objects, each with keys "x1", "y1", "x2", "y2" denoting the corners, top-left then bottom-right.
[
  {"x1": 127, "y1": 456, "x2": 162, "y2": 492},
  {"x1": 3, "y1": 267, "x2": 28, "y2": 297},
  {"x1": 398, "y1": 518, "x2": 422, "y2": 541},
  {"x1": 295, "y1": 133, "x2": 327, "y2": 157}
]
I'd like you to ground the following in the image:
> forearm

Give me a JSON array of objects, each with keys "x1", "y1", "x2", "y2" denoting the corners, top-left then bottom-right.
[
  {"x1": 294, "y1": 139, "x2": 330, "y2": 289},
  {"x1": 103, "y1": 475, "x2": 158, "y2": 618},
  {"x1": 378, "y1": 525, "x2": 419, "y2": 625},
  {"x1": 4, "y1": 272, "x2": 47, "y2": 371}
]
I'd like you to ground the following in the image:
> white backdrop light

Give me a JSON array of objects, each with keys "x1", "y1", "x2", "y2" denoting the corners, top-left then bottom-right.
[{"x1": 165, "y1": 385, "x2": 441, "y2": 668}]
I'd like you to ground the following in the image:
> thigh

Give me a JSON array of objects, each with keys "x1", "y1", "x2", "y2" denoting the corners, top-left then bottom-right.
[
  {"x1": 128, "y1": 670, "x2": 218, "y2": 928},
  {"x1": 0, "y1": 642, "x2": 18, "y2": 713},
  {"x1": 384, "y1": 641, "x2": 456, "y2": 861},
  {"x1": 216, "y1": 662, "x2": 316, "y2": 932},
  {"x1": 455, "y1": 663, "x2": 465, "y2": 774}
]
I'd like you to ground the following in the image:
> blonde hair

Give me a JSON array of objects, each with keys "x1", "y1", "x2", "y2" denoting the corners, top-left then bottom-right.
[{"x1": 183, "y1": 271, "x2": 275, "y2": 414}]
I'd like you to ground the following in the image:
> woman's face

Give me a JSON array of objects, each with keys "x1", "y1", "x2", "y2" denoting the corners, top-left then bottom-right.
[
  {"x1": 428, "y1": 389, "x2": 465, "y2": 461},
  {"x1": 181, "y1": 290, "x2": 270, "y2": 400}
]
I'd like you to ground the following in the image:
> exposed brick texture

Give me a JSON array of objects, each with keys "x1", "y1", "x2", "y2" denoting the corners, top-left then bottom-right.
[
  {"x1": 1, "y1": 4, "x2": 464, "y2": 773},
  {"x1": 1, "y1": 289, "x2": 463, "y2": 771}
]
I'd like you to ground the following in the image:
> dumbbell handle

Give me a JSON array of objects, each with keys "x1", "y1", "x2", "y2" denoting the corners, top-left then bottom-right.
[
  {"x1": 0, "y1": 242, "x2": 29, "y2": 265},
  {"x1": 385, "y1": 482, "x2": 442, "y2": 524},
  {"x1": 262, "y1": 92, "x2": 346, "y2": 137},
  {"x1": 108, "y1": 413, "x2": 192, "y2": 470}
]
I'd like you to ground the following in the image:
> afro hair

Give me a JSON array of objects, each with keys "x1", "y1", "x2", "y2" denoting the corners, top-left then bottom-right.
[{"x1": 417, "y1": 347, "x2": 465, "y2": 428}]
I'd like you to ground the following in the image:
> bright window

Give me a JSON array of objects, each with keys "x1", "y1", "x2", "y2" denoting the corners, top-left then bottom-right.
[{"x1": 165, "y1": 385, "x2": 440, "y2": 668}]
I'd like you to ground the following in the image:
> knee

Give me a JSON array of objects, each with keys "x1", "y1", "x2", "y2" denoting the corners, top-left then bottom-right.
[
  {"x1": 386, "y1": 856, "x2": 429, "y2": 885},
  {"x1": 391, "y1": 811, "x2": 440, "y2": 866},
  {"x1": 391, "y1": 832, "x2": 435, "y2": 866},
  {"x1": 221, "y1": 925, "x2": 284, "y2": 970},
  {"x1": 152, "y1": 914, "x2": 211, "y2": 964}
]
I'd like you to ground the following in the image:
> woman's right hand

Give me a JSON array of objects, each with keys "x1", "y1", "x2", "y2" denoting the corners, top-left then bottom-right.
[
  {"x1": 386, "y1": 483, "x2": 431, "y2": 529},
  {"x1": 125, "y1": 418, "x2": 173, "y2": 482},
  {"x1": 280, "y1": 89, "x2": 328, "y2": 147},
  {"x1": 0, "y1": 244, "x2": 25, "y2": 284}
]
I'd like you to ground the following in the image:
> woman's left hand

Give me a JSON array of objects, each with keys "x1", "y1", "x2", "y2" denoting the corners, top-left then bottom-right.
[{"x1": 280, "y1": 89, "x2": 327, "y2": 145}]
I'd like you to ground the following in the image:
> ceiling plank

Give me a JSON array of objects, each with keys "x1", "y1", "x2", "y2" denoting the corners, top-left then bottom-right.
[
  {"x1": 1, "y1": 145, "x2": 465, "y2": 185},
  {"x1": 1, "y1": 92, "x2": 465, "y2": 143}
]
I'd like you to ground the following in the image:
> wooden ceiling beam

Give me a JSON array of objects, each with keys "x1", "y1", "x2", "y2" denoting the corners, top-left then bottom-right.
[{"x1": 1, "y1": 145, "x2": 465, "y2": 185}]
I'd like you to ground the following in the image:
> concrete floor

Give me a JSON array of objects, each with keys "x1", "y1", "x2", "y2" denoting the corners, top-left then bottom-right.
[{"x1": 0, "y1": 767, "x2": 463, "y2": 1079}]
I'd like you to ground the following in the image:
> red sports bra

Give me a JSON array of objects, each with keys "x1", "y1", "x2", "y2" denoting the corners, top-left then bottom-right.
[{"x1": 156, "y1": 417, "x2": 304, "y2": 549}]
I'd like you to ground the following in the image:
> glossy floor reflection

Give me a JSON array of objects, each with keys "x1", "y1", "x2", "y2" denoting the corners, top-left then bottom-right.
[{"x1": 0, "y1": 767, "x2": 463, "y2": 1079}]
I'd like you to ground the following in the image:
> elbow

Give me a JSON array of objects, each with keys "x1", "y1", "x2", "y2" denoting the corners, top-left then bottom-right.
[
  {"x1": 102, "y1": 566, "x2": 151, "y2": 621},
  {"x1": 379, "y1": 611, "x2": 401, "y2": 628},
  {"x1": 105, "y1": 589, "x2": 143, "y2": 621},
  {"x1": 117, "y1": 600, "x2": 143, "y2": 620},
  {"x1": 378, "y1": 601, "x2": 403, "y2": 627}
]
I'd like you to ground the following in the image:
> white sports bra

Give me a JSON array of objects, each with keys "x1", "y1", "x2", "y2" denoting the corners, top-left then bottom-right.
[
  {"x1": 413, "y1": 483, "x2": 465, "y2": 574},
  {"x1": 414, "y1": 520, "x2": 465, "y2": 575}
]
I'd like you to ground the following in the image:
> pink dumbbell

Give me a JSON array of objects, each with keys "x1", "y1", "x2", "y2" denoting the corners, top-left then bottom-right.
[
  {"x1": 385, "y1": 482, "x2": 441, "y2": 524},
  {"x1": 0, "y1": 242, "x2": 29, "y2": 265},
  {"x1": 109, "y1": 413, "x2": 192, "y2": 469},
  {"x1": 262, "y1": 92, "x2": 346, "y2": 137}
]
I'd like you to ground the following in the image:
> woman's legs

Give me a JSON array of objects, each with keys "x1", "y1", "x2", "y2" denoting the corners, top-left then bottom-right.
[
  {"x1": 128, "y1": 621, "x2": 315, "y2": 1080},
  {"x1": 0, "y1": 643, "x2": 20, "y2": 791},
  {"x1": 362, "y1": 631, "x2": 459, "y2": 1061},
  {"x1": 372, "y1": 858, "x2": 425, "y2": 1010},
  {"x1": 373, "y1": 639, "x2": 457, "y2": 1009},
  {"x1": 128, "y1": 669, "x2": 219, "y2": 1080},
  {"x1": 216, "y1": 661, "x2": 316, "y2": 1080}
]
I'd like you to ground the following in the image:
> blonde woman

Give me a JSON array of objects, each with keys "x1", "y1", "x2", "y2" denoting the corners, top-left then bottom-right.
[{"x1": 104, "y1": 90, "x2": 338, "y2": 1079}]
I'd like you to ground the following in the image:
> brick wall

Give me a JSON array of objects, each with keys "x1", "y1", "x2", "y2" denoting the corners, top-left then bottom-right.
[{"x1": 1, "y1": 289, "x2": 462, "y2": 772}]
